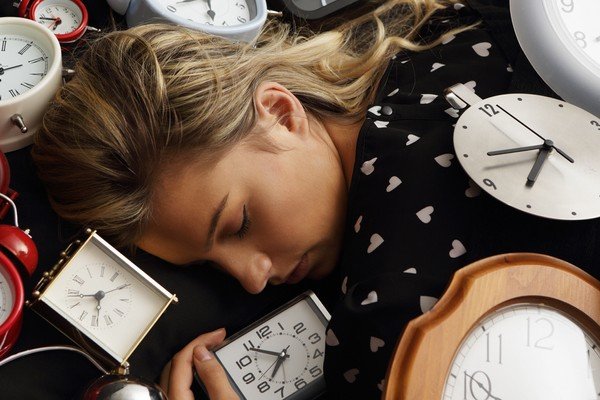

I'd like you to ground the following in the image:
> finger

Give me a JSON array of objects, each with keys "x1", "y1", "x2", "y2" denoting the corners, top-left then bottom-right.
[
  {"x1": 168, "y1": 328, "x2": 227, "y2": 400},
  {"x1": 159, "y1": 360, "x2": 172, "y2": 394},
  {"x1": 193, "y1": 345, "x2": 239, "y2": 400}
]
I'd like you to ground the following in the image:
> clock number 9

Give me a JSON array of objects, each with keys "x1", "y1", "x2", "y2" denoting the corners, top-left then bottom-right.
[
  {"x1": 483, "y1": 178, "x2": 497, "y2": 190},
  {"x1": 591, "y1": 120, "x2": 600, "y2": 131},
  {"x1": 560, "y1": 0, "x2": 574, "y2": 13}
]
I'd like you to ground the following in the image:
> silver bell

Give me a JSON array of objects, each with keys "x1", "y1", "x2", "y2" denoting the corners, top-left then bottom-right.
[{"x1": 80, "y1": 374, "x2": 168, "y2": 400}]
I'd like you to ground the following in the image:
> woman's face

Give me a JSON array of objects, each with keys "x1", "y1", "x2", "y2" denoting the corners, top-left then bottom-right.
[{"x1": 138, "y1": 116, "x2": 348, "y2": 294}]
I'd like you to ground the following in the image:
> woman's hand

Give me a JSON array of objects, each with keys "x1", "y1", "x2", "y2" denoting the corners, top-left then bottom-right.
[{"x1": 160, "y1": 328, "x2": 239, "y2": 400}]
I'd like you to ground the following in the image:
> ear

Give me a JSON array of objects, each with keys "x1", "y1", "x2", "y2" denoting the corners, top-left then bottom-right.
[{"x1": 254, "y1": 81, "x2": 308, "y2": 135}]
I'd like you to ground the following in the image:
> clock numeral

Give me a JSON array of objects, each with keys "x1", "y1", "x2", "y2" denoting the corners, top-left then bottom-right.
[
  {"x1": 167, "y1": 5, "x2": 176, "y2": 12},
  {"x1": 574, "y1": 31, "x2": 587, "y2": 49},
  {"x1": 591, "y1": 120, "x2": 600, "y2": 131},
  {"x1": 560, "y1": 0, "x2": 574, "y2": 12},
  {"x1": 67, "y1": 289, "x2": 80, "y2": 296},
  {"x1": 109, "y1": 272, "x2": 119, "y2": 282},
  {"x1": 91, "y1": 315, "x2": 98, "y2": 327},
  {"x1": 526, "y1": 317, "x2": 554, "y2": 350},
  {"x1": 313, "y1": 348, "x2": 324, "y2": 359},
  {"x1": 29, "y1": 57, "x2": 45, "y2": 64},
  {"x1": 69, "y1": 301, "x2": 80, "y2": 309},
  {"x1": 256, "y1": 324, "x2": 272, "y2": 339},
  {"x1": 236, "y1": 355, "x2": 252, "y2": 370},
  {"x1": 485, "y1": 332, "x2": 502, "y2": 364},
  {"x1": 293, "y1": 322, "x2": 306, "y2": 335},
  {"x1": 8, "y1": 89, "x2": 20, "y2": 98},
  {"x1": 86, "y1": 267, "x2": 93, "y2": 278},
  {"x1": 100, "y1": 265, "x2": 105, "y2": 277},
  {"x1": 236, "y1": 2, "x2": 246, "y2": 9},
  {"x1": 295, "y1": 378, "x2": 307, "y2": 390},
  {"x1": 18, "y1": 43, "x2": 32, "y2": 55},
  {"x1": 277, "y1": 322, "x2": 284, "y2": 331},
  {"x1": 237, "y1": 16, "x2": 247, "y2": 23},
  {"x1": 274, "y1": 386, "x2": 284, "y2": 398},
  {"x1": 308, "y1": 332, "x2": 321, "y2": 344},
  {"x1": 113, "y1": 308, "x2": 125, "y2": 317},
  {"x1": 79, "y1": 310, "x2": 88, "y2": 321},
  {"x1": 72, "y1": 275, "x2": 85, "y2": 285},
  {"x1": 309, "y1": 365, "x2": 322, "y2": 378},
  {"x1": 242, "y1": 372, "x2": 255, "y2": 384},
  {"x1": 482, "y1": 178, "x2": 497, "y2": 190},
  {"x1": 1, "y1": 40, "x2": 6, "y2": 51},
  {"x1": 20, "y1": 82, "x2": 34, "y2": 90},
  {"x1": 463, "y1": 370, "x2": 494, "y2": 400},
  {"x1": 104, "y1": 314, "x2": 114, "y2": 326},
  {"x1": 478, "y1": 103, "x2": 499, "y2": 118},
  {"x1": 242, "y1": 339, "x2": 255, "y2": 352},
  {"x1": 30, "y1": 72, "x2": 45, "y2": 76},
  {"x1": 257, "y1": 381, "x2": 270, "y2": 393}
]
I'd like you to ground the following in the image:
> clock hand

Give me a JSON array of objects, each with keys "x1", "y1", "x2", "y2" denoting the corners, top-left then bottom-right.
[
  {"x1": 487, "y1": 144, "x2": 544, "y2": 156},
  {"x1": 271, "y1": 345, "x2": 290, "y2": 378},
  {"x1": 496, "y1": 104, "x2": 574, "y2": 163},
  {"x1": 104, "y1": 283, "x2": 131, "y2": 294},
  {"x1": 0, "y1": 64, "x2": 23, "y2": 74},
  {"x1": 527, "y1": 143, "x2": 552, "y2": 186},
  {"x1": 248, "y1": 347, "x2": 290, "y2": 358},
  {"x1": 206, "y1": 0, "x2": 215, "y2": 21},
  {"x1": 259, "y1": 357, "x2": 280, "y2": 380},
  {"x1": 465, "y1": 372, "x2": 502, "y2": 400},
  {"x1": 38, "y1": 17, "x2": 59, "y2": 21}
]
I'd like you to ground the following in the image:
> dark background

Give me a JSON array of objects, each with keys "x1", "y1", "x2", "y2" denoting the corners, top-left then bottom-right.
[{"x1": 0, "y1": 1, "x2": 583, "y2": 399}]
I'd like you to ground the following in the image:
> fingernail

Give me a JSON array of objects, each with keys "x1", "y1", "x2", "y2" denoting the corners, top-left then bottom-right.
[{"x1": 194, "y1": 346, "x2": 212, "y2": 362}]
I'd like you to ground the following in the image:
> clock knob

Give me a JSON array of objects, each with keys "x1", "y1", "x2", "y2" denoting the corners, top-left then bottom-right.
[
  {"x1": 80, "y1": 374, "x2": 167, "y2": 400},
  {"x1": 0, "y1": 225, "x2": 38, "y2": 277}
]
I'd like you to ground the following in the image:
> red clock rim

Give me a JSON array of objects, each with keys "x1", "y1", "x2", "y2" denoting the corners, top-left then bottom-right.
[
  {"x1": 29, "y1": 0, "x2": 89, "y2": 43},
  {"x1": 0, "y1": 253, "x2": 24, "y2": 336},
  {"x1": 0, "y1": 152, "x2": 10, "y2": 195}
]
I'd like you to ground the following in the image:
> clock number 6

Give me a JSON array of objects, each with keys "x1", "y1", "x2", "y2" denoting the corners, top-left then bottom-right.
[{"x1": 591, "y1": 120, "x2": 600, "y2": 131}]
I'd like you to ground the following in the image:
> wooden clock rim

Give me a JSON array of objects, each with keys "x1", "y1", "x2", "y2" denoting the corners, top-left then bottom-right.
[{"x1": 383, "y1": 252, "x2": 600, "y2": 399}]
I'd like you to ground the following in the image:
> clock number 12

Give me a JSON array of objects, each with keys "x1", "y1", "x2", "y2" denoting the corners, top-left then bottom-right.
[{"x1": 478, "y1": 104, "x2": 499, "y2": 118}]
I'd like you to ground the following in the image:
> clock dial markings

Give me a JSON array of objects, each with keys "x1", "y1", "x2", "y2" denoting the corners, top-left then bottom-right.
[{"x1": 159, "y1": 0, "x2": 251, "y2": 27}]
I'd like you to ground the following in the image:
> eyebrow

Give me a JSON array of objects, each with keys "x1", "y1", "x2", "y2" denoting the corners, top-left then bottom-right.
[{"x1": 204, "y1": 193, "x2": 229, "y2": 252}]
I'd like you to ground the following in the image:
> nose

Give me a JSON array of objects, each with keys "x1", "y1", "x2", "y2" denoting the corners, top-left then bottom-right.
[{"x1": 222, "y1": 251, "x2": 272, "y2": 294}]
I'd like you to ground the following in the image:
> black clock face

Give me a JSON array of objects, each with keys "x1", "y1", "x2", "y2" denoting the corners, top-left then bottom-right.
[
  {"x1": 214, "y1": 293, "x2": 329, "y2": 399},
  {"x1": 281, "y1": 0, "x2": 360, "y2": 19}
]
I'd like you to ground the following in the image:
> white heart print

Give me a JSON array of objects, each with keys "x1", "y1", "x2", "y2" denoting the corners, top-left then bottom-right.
[
  {"x1": 368, "y1": 105, "x2": 382, "y2": 116},
  {"x1": 374, "y1": 120, "x2": 389, "y2": 129},
  {"x1": 473, "y1": 42, "x2": 492, "y2": 57},
  {"x1": 387, "y1": 88, "x2": 399, "y2": 97},
  {"x1": 344, "y1": 369, "x2": 360, "y2": 383},
  {"x1": 464, "y1": 80, "x2": 477, "y2": 91},
  {"x1": 386, "y1": 176, "x2": 401, "y2": 192},
  {"x1": 465, "y1": 179, "x2": 482, "y2": 198},
  {"x1": 326, "y1": 329, "x2": 340, "y2": 346},
  {"x1": 367, "y1": 234, "x2": 384, "y2": 253},
  {"x1": 449, "y1": 239, "x2": 467, "y2": 258},
  {"x1": 361, "y1": 290, "x2": 378, "y2": 305},
  {"x1": 341, "y1": 276, "x2": 348, "y2": 294},
  {"x1": 430, "y1": 62, "x2": 445, "y2": 72},
  {"x1": 377, "y1": 379, "x2": 386, "y2": 392},
  {"x1": 420, "y1": 94, "x2": 438, "y2": 104},
  {"x1": 434, "y1": 153, "x2": 454, "y2": 167},
  {"x1": 406, "y1": 134, "x2": 420, "y2": 146},
  {"x1": 441, "y1": 34, "x2": 455, "y2": 45},
  {"x1": 354, "y1": 215, "x2": 362, "y2": 233},
  {"x1": 370, "y1": 336, "x2": 385, "y2": 352},
  {"x1": 361, "y1": 157, "x2": 377, "y2": 175},
  {"x1": 445, "y1": 107, "x2": 460, "y2": 118},
  {"x1": 420, "y1": 295, "x2": 439, "y2": 313},
  {"x1": 416, "y1": 206, "x2": 434, "y2": 223},
  {"x1": 403, "y1": 267, "x2": 417, "y2": 274}
]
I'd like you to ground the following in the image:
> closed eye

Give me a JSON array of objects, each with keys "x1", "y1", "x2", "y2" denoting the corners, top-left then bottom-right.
[{"x1": 236, "y1": 204, "x2": 251, "y2": 239}]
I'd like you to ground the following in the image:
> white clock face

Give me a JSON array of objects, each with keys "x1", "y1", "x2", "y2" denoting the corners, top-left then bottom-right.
[
  {"x1": 215, "y1": 295, "x2": 328, "y2": 400},
  {"x1": 443, "y1": 304, "x2": 600, "y2": 400},
  {"x1": 545, "y1": 0, "x2": 600, "y2": 69},
  {"x1": 33, "y1": 0, "x2": 84, "y2": 36},
  {"x1": 41, "y1": 238, "x2": 169, "y2": 361},
  {"x1": 0, "y1": 265, "x2": 15, "y2": 326},
  {"x1": 0, "y1": 35, "x2": 49, "y2": 101},
  {"x1": 453, "y1": 92, "x2": 600, "y2": 220},
  {"x1": 158, "y1": 0, "x2": 251, "y2": 27}
]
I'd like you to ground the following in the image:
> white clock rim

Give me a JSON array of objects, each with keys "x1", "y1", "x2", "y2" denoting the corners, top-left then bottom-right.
[
  {"x1": 0, "y1": 17, "x2": 62, "y2": 107},
  {"x1": 128, "y1": 0, "x2": 268, "y2": 42},
  {"x1": 510, "y1": 0, "x2": 600, "y2": 118}
]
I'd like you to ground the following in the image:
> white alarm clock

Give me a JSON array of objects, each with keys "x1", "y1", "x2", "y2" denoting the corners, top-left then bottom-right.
[
  {"x1": 510, "y1": 0, "x2": 600, "y2": 117},
  {"x1": 0, "y1": 17, "x2": 62, "y2": 152},
  {"x1": 105, "y1": 0, "x2": 268, "y2": 42},
  {"x1": 207, "y1": 291, "x2": 330, "y2": 400}
]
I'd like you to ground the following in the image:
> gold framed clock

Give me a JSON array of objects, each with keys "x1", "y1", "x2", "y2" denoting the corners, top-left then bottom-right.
[{"x1": 384, "y1": 253, "x2": 600, "y2": 399}]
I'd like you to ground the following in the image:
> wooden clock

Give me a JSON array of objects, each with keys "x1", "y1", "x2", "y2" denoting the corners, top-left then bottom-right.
[{"x1": 384, "y1": 253, "x2": 600, "y2": 399}]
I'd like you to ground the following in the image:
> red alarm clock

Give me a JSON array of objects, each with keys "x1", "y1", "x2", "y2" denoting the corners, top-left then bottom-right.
[
  {"x1": 17, "y1": 0, "x2": 90, "y2": 43},
  {"x1": 0, "y1": 152, "x2": 38, "y2": 358}
]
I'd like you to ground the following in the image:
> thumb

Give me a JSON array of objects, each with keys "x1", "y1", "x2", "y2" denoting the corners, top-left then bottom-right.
[{"x1": 193, "y1": 346, "x2": 239, "y2": 400}]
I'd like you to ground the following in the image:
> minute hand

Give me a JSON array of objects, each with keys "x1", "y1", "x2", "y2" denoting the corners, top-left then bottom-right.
[
  {"x1": 495, "y1": 104, "x2": 574, "y2": 163},
  {"x1": 248, "y1": 348, "x2": 290, "y2": 358}
]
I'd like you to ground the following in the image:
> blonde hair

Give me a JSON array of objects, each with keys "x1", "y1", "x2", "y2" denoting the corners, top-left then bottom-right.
[{"x1": 32, "y1": 0, "x2": 466, "y2": 248}]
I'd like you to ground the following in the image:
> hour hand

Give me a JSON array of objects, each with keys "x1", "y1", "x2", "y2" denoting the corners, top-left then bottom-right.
[
  {"x1": 527, "y1": 146, "x2": 552, "y2": 186},
  {"x1": 487, "y1": 144, "x2": 544, "y2": 156},
  {"x1": 248, "y1": 347, "x2": 290, "y2": 358}
]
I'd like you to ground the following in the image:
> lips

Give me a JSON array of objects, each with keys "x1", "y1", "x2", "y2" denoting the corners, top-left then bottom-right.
[{"x1": 285, "y1": 253, "x2": 309, "y2": 284}]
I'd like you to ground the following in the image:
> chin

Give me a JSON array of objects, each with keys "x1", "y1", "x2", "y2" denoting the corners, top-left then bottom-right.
[{"x1": 308, "y1": 260, "x2": 337, "y2": 280}]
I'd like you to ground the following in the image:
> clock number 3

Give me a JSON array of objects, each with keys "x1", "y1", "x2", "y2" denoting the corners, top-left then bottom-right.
[
  {"x1": 478, "y1": 104, "x2": 499, "y2": 118},
  {"x1": 591, "y1": 120, "x2": 600, "y2": 131}
]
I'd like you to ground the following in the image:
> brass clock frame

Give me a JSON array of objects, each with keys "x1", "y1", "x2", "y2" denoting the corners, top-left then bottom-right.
[
  {"x1": 27, "y1": 229, "x2": 178, "y2": 374},
  {"x1": 383, "y1": 253, "x2": 600, "y2": 399}
]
